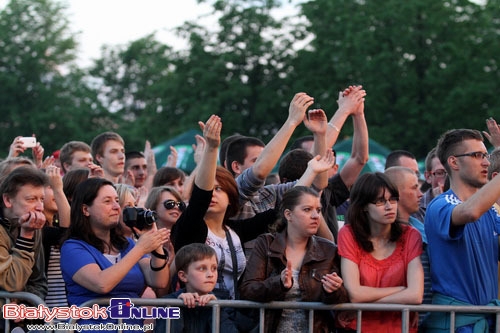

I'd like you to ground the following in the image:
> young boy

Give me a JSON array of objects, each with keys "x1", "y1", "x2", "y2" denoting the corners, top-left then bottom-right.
[{"x1": 155, "y1": 243, "x2": 218, "y2": 333}]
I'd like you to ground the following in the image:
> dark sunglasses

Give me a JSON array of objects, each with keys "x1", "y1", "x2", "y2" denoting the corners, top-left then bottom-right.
[{"x1": 163, "y1": 200, "x2": 186, "y2": 211}]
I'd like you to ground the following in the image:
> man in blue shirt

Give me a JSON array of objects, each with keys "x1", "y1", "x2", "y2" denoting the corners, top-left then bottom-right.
[{"x1": 424, "y1": 129, "x2": 500, "y2": 332}]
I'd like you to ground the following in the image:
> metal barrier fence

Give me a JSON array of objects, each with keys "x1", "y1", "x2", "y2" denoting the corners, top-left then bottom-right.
[
  {"x1": 72, "y1": 298, "x2": 500, "y2": 333},
  {"x1": 0, "y1": 291, "x2": 48, "y2": 332},
  {"x1": 1, "y1": 292, "x2": 499, "y2": 332}
]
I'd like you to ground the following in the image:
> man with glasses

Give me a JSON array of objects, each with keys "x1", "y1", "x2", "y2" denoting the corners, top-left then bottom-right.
[
  {"x1": 413, "y1": 147, "x2": 448, "y2": 222},
  {"x1": 423, "y1": 129, "x2": 500, "y2": 332}
]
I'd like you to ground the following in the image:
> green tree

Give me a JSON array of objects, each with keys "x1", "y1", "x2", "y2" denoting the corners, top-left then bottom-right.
[
  {"x1": 0, "y1": 0, "x2": 110, "y2": 155},
  {"x1": 293, "y1": 0, "x2": 500, "y2": 157},
  {"x1": 91, "y1": 0, "x2": 301, "y2": 149}
]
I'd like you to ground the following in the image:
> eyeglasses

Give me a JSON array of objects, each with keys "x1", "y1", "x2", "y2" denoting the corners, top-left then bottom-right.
[
  {"x1": 371, "y1": 196, "x2": 399, "y2": 207},
  {"x1": 431, "y1": 169, "x2": 447, "y2": 178},
  {"x1": 163, "y1": 200, "x2": 186, "y2": 211},
  {"x1": 453, "y1": 151, "x2": 490, "y2": 160}
]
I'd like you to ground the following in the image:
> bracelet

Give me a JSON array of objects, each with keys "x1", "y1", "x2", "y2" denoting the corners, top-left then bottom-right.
[
  {"x1": 151, "y1": 248, "x2": 168, "y2": 260},
  {"x1": 328, "y1": 123, "x2": 340, "y2": 132},
  {"x1": 150, "y1": 259, "x2": 167, "y2": 271}
]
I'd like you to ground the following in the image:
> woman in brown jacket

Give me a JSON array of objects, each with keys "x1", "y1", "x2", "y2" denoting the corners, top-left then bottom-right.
[{"x1": 239, "y1": 186, "x2": 349, "y2": 333}]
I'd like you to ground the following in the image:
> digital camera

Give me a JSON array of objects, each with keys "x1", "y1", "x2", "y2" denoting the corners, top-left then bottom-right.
[{"x1": 123, "y1": 207, "x2": 157, "y2": 230}]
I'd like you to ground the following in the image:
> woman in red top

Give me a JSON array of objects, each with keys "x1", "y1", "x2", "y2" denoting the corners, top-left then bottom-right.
[{"x1": 337, "y1": 172, "x2": 423, "y2": 333}]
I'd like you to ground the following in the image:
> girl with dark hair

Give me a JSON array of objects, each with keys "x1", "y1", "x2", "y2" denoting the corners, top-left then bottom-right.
[
  {"x1": 172, "y1": 116, "x2": 278, "y2": 299},
  {"x1": 337, "y1": 172, "x2": 423, "y2": 332},
  {"x1": 60, "y1": 178, "x2": 170, "y2": 332},
  {"x1": 239, "y1": 186, "x2": 348, "y2": 333},
  {"x1": 171, "y1": 115, "x2": 278, "y2": 332}
]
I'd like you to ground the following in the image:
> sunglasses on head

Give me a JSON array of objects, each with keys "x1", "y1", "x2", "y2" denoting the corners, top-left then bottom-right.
[{"x1": 163, "y1": 199, "x2": 186, "y2": 211}]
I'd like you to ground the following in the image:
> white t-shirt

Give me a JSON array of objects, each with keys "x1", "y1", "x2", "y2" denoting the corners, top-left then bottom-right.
[{"x1": 206, "y1": 227, "x2": 246, "y2": 299}]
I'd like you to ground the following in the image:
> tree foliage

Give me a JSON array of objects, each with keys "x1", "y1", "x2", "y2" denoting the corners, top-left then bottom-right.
[
  {"x1": 0, "y1": 0, "x2": 114, "y2": 155},
  {"x1": 294, "y1": 0, "x2": 500, "y2": 156},
  {"x1": 1, "y1": 0, "x2": 499, "y2": 159}
]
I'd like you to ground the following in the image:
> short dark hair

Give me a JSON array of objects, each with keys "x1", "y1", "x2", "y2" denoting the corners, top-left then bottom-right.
[
  {"x1": 347, "y1": 172, "x2": 402, "y2": 252},
  {"x1": 436, "y1": 129, "x2": 483, "y2": 175},
  {"x1": 125, "y1": 151, "x2": 145, "y2": 170},
  {"x1": 278, "y1": 149, "x2": 313, "y2": 183},
  {"x1": 152, "y1": 167, "x2": 185, "y2": 187},
  {"x1": 384, "y1": 150, "x2": 417, "y2": 170},
  {"x1": 0, "y1": 167, "x2": 48, "y2": 208},
  {"x1": 290, "y1": 135, "x2": 314, "y2": 151},
  {"x1": 90, "y1": 132, "x2": 125, "y2": 164},
  {"x1": 219, "y1": 134, "x2": 245, "y2": 168},
  {"x1": 59, "y1": 141, "x2": 91, "y2": 173},
  {"x1": 225, "y1": 136, "x2": 265, "y2": 177},
  {"x1": 175, "y1": 243, "x2": 217, "y2": 273}
]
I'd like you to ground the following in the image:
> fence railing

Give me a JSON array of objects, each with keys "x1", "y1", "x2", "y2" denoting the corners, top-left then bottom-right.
[
  {"x1": 1, "y1": 292, "x2": 499, "y2": 332},
  {"x1": 74, "y1": 298, "x2": 500, "y2": 333},
  {"x1": 0, "y1": 291, "x2": 48, "y2": 332}
]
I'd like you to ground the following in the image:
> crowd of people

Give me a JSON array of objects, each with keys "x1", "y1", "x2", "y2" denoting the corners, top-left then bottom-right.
[{"x1": 1, "y1": 86, "x2": 500, "y2": 333}]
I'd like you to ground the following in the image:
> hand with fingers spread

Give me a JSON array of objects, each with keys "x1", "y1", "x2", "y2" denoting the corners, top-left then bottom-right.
[
  {"x1": 281, "y1": 261, "x2": 293, "y2": 289},
  {"x1": 483, "y1": 117, "x2": 500, "y2": 149},
  {"x1": 321, "y1": 272, "x2": 343, "y2": 293},
  {"x1": 307, "y1": 150, "x2": 336, "y2": 174}
]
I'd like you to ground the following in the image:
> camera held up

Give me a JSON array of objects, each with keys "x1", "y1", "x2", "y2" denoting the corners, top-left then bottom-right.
[{"x1": 123, "y1": 207, "x2": 157, "y2": 231}]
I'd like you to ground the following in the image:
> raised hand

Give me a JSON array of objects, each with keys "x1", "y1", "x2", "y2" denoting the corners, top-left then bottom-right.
[
  {"x1": 192, "y1": 134, "x2": 206, "y2": 165},
  {"x1": 45, "y1": 165, "x2": 63, "y2": 191},
  {"x1": 337, "y1": 85, "x2": 366, "y2": 116},
  {"x1": 303, "y1": 109, "x2": 328, "y2": 135},
  {"x1": 8, "y1": 136, "x2": 26, "y2": 158},
  {"x1": 307, "y1": 150, "x2": 335, "y2": 174},
  {"x1": 288, "y1": 92, "x2": 315, "y2": 127},
  {"x1": 199, "y1": 115, "x2": 222, "y2": 149},
  {"x1": 483, "y1": 117, "x2": 500, "y2": 149},
  {"x1": 165, "y1": 145, "x2": 178, "y2": 167},
  {"x1": 31, "y1": 141, "x2": 45, "y2": 168}
]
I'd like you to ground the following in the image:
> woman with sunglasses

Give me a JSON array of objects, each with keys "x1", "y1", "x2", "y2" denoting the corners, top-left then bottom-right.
[
  {"x1": 145, "y1": 186, "x2": 185, "y2": 231},
  {"x1": 336, "y1": 172, "x2": 423, "y2": 333}
]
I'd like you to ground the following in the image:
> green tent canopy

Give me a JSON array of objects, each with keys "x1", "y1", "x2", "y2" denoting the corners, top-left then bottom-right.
[
  {"x1": 152, "y1": 129, "x2": 202, "y2": 174},
  {"x1": 333, "y1": 138, "x2": 391, "y2": 174}
]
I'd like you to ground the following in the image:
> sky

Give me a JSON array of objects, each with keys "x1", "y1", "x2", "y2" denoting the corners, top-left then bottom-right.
[
  {"x1": 67, "y1": 0, "x2": 216, "y2": 67},
  {"x1": 1, "y1": 0, "x2": 484, "y2": 68},
  {"x1": 0, "y1": 0, "x2": 300, "y2": 67}
]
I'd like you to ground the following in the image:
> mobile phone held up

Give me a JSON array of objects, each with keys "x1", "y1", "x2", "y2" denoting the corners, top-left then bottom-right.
[{"x1": 19, "y1": 137, "x2": 37, "y2": 148}]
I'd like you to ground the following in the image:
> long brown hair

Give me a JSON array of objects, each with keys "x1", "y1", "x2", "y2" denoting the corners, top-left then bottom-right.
[
  {"x1": 63, "y1": 178, "x2": 128, "y2": 252},
  {"x1": 347, "y1": 172, "x2": 402, "y2": 252}
]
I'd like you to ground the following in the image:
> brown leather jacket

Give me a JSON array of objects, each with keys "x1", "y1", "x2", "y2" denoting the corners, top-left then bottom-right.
[{"x1": 239, "y1": 230, "x2": 349, "y2": 333}]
